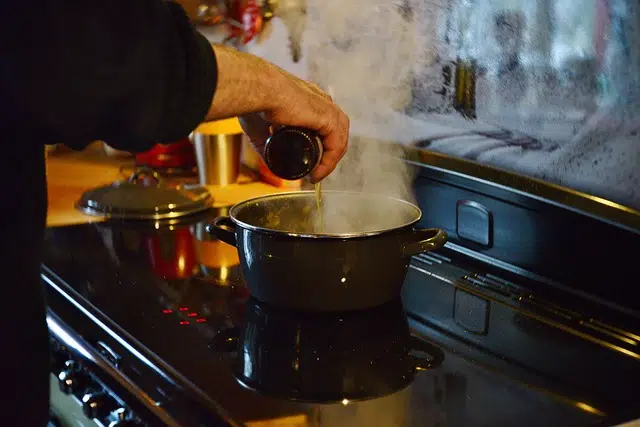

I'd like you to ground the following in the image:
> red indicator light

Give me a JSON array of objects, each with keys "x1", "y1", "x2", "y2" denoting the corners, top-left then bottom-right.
[
  {"x1": 187, "y1": 312, "x2": 198, "y2": 317},
  {"x1": 178, "y1": 307, "x2": 189, "y2": 312},
  {"x1": 179, "y1": 321, "x2": 190, "y2": 325},
  {"x1": 162, "y1": 309, "x2": 173, "y2": 314},
  {"x1": 195, "y1": 318, "x2": 207, "y2": 323}
]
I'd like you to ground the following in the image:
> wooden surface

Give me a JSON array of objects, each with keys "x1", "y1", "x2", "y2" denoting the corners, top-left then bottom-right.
[
  {"x1": 246, "y1": 415, "x2": 309, "y2": 427},
  {"x1": 46, "y1": 142, "x2": 286, "y2": 227}
]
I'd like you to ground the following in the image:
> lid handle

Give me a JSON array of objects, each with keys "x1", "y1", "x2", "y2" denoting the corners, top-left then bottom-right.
[{"x1": 127, "y1": 167, "x2": 162, "y2": 186}]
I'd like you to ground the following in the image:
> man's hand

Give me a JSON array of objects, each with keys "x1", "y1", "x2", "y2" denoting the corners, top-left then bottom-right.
[{"x1": 206, "y1": 45, "x2": 349, "y2": 183}]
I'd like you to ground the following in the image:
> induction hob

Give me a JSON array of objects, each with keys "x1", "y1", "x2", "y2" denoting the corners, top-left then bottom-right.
[{"x1": 43, "y1": 210, "x2": 640, "y2": 427}]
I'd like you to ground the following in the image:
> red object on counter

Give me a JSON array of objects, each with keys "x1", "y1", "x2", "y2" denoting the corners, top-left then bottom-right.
[
  {"x1": 135, "y1": 139, "x2": 196, "y2": 169},
  {"x1": 229, "y1": 0, "x2": 263, "y2": 44}
]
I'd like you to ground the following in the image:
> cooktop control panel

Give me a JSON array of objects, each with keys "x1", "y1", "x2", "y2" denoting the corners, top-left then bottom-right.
[{"x1": 49, "y1": 314, "x2": 147, "y2": 427}]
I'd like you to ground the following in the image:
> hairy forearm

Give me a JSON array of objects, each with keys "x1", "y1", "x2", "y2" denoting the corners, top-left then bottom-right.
[
  {"x1": 205, "y1": 44, "x2": 282, "y2": 121},
  {"x1": 203, "y1": 43, "x2": 349, "y2": 182}
]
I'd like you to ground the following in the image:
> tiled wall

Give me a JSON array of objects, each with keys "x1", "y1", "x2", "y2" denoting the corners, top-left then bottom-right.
[{"x1": 225, "y1": 0, "x2": 640, "y2": 212}]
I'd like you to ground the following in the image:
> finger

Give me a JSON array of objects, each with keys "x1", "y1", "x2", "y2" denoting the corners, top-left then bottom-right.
[
  {"x1": 310, "y1": 146, "x2": 342, "y2": 183},
  {"x1": 307, "y1": 106, "x2": 349, "y2": 182},
  {"x1": 310, "y1": 129, "x2": 349, "y2": 183},
  {"x1": 308, "y1": 83, "x2": 332, "y2": 101},
  {"x1": 335, "y1": 112, "x2": 350, "y2": 160},
  {"x1": 309, "y1": 163, "x2": 333, "y2": 184},
  {"x1": 239, "y1": 113, "x2": 271, "y2": 155}
]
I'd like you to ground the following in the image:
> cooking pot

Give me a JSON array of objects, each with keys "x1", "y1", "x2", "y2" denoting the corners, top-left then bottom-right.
[
  {"x1": 209, "y1": 297, "x2": 444, "y2": 403},
  {"x1": 206, "y1": 190, "x2": 447, "y2": 311}
]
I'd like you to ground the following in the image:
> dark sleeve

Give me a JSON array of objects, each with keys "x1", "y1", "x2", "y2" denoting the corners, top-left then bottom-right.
[{"x1": 0, "y1": 0, "x2": 217, "y2": 152}]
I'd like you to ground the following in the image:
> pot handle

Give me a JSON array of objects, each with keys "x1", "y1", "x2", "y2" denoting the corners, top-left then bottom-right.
[
  {"x1": 409, "y1": 335, "x2": 445, "y2": 371},
  {"x1": 403, "y1": 227, "x2": 447, "y2": 257},
  {"x1": 206, "y1": 217, "x2": 237, "y2": 247}
]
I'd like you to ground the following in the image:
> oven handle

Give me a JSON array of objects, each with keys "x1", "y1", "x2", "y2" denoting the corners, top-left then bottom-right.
[{"x1": 47, "y1": 311, "x2": 183, "y2": 427}]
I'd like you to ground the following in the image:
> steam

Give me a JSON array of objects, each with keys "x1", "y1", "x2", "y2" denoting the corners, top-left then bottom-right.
[
  {"x1": 298, "y1": 0, "x2": 640, "y2": 213},
  {"x1": 302, "y1": 0, "x2": 422, "y2": 232},
  {"x1": 248, "y1": 0, "x2": 640, "y2": 224}
]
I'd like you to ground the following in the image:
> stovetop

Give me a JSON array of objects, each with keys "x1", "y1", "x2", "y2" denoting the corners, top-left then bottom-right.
[{"x1": 42, "y1": 210, "x2": 640, "y2": 427}]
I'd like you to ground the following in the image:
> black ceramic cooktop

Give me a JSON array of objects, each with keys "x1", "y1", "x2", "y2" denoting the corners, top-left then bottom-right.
[{"x1": 42, "y1": 212, "x2": 617, "y2": 427}]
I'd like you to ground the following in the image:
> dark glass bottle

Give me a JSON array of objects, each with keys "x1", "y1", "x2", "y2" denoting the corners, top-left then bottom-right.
[{"x1": 264, "y1": 126, "x2": 323, "y2": 180}]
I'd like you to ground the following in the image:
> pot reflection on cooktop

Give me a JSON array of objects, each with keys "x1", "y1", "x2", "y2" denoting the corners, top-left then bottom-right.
[{"x1": 209, "y1": 298, "x2": 444, "y2": 404}]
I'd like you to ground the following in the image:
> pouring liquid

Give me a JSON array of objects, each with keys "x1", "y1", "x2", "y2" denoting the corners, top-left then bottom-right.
[{"x1": 315, "y1": 182, "x2": 324, "y2": 233}]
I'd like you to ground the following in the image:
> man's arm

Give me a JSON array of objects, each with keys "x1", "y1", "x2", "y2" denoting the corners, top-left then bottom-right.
[
  {"x1": 0, "y1": 1, "x2": 348, "y2": 182},
  {"x1": 208, "y1": 45, "x2": 349, "y2": 182}
]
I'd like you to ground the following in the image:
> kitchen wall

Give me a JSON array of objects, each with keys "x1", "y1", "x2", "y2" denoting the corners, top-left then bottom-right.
[{"x1": 208, "y1": 0, "x2": 640, "y2": 212}]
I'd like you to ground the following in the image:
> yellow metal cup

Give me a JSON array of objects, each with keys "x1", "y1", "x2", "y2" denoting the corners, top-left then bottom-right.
[{"x1": 193, "y1": 118, "x2": 244, "y2": 186}]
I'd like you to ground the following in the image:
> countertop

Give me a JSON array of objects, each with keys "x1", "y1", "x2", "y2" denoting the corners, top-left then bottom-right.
[{"x1": 45, "y1": 142, "x2": 286, "y2": 228}]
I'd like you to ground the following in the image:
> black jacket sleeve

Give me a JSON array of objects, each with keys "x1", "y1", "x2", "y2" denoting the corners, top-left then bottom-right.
[{"x1": 0, "y1": 0, "x2": 217, "y2": 152}]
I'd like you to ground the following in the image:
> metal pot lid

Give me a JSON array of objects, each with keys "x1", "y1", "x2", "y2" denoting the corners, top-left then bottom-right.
[{"x1": 76, "y1": 168, "x2": 213, "y2": 220}]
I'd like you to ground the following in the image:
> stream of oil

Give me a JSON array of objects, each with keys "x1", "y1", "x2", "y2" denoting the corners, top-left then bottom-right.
[{"x1": 315, "y1": 182, "x2": 324, "y2": 233}]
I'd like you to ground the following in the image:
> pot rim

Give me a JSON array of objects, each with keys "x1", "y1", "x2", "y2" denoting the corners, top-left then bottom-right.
[{"x1": 227, "y1": 190, "x2": 422, "y2": 239}]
